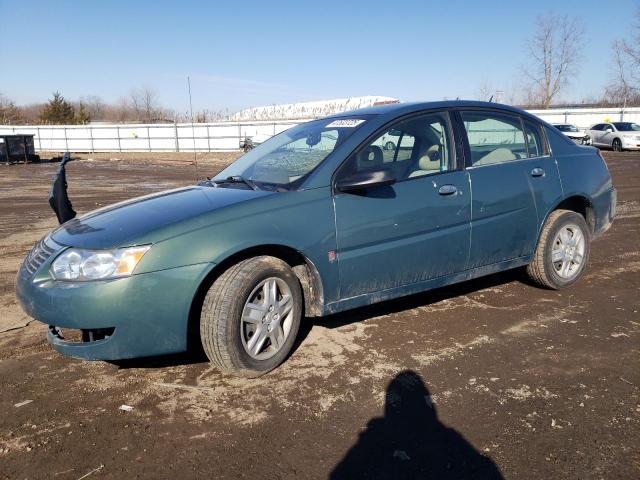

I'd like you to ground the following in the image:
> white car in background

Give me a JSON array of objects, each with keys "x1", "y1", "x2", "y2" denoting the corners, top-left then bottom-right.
[
  {"x1": 587, "y1": 122, "x2": 640, "y2": 151},
  {"x1": 552, "y1": 124, "x2": 591, "y2": 145}
]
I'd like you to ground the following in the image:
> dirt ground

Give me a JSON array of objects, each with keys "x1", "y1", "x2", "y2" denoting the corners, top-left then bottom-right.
[{"x1": 0, "y1": 151, "x2": 638, "y2": 479}]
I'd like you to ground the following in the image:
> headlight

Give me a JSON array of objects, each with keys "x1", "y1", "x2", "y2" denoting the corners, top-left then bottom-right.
[{"x1": 51, "y1": 246, "x2": 150, "y2": 281}]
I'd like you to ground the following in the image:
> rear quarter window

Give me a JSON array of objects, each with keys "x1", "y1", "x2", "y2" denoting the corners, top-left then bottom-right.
[
  {"x1": 523, "y1": 119, "x2": 548, "y2": 158},
  {"x1": 545, "y1": 126, "x2": 578, "y2": 155}
]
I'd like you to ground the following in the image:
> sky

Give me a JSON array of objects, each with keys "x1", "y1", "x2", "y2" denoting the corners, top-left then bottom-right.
[{"x1": 0, "y1": 0, "x2": 638, "y2": 113}]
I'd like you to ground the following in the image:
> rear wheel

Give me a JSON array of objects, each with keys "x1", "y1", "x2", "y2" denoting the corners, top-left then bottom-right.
[
  {"x1": 200, "y1": 256, "x2": 302, "y2": 377},
  {"x1": 612, "y1": 138, "x2": 623, "y2": 152},
  {"x1": 526, "y1": 210, "x2": 590, "y2": 289}
]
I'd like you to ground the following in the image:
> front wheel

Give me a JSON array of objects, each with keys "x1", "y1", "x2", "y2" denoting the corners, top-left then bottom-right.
[
  {"x1": 612, "y1": 138, "x2": 623, "y2": 152},
  {"x1": 526, "y1": 210, "x2": 591, "y2": 289},
  {"x1": 200, "y1": 256, "x2": 303, "y2": 377}
]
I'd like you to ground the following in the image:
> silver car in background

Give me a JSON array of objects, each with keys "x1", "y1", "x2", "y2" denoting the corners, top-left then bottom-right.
[
  {"x1": 553, "y1": 124, "x2": 591, "y2": 145},
  {"x1": 586, "y1": 122, "x2": 640, "y2": 151}
]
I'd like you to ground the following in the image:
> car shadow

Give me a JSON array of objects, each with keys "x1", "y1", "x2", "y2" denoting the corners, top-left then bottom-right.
[
  {"x1": 330, "y1": 370, "x2": 504, "y2": 480},
  {"x1": 111, "y1": 349, "x2": 208, "y2": 370}
]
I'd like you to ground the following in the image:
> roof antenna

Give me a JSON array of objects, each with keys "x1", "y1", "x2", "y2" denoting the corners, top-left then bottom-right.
[
  {"x1": 489, "y1": 95, "x2": 494, "y2": 103},
  {"x1": 187, "y1": 76, "x2": 199, "y2": 180}
]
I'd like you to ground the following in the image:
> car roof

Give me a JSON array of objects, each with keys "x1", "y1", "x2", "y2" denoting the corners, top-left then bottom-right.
[{"x1": 327, "y1": 100, "x2": 545, "y2": 123}]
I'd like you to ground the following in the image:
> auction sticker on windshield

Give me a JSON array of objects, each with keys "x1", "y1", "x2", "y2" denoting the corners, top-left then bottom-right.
[{"x1": 325, "y1": 119, "x2": 365, "y2": 128}]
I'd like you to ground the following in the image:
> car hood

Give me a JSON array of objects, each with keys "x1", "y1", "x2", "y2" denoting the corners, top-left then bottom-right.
[{"x1": 51, "y1": 185, "x2": 273, "y2": 249}]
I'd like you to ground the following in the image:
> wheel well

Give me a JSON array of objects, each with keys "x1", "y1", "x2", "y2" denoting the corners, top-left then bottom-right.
[
  {"x1": 553, "y1": 196, "x2": 595, "y2": 233},
  {"x1": 186, "y1": 245, "x2": 324, "y2": 351}
]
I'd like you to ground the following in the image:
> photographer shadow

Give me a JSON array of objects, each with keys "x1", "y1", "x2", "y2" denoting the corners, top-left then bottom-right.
[{"x1": 330, "y1": 370, "x2": 504, "y2": 480}]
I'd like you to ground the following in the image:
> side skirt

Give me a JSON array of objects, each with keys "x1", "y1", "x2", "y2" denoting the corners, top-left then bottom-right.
[{"x1": 322, "y1": 256, "x2": 531, "y2": 315}]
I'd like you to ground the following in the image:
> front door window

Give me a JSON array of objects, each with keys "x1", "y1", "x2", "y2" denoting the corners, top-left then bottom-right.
[{"x1": 341, "y1": 112, "x2": 454, "y2": 182}]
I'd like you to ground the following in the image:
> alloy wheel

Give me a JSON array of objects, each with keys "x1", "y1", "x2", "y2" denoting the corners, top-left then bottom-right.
[
  {"x1": 551, "y1": 224, "x2": 586, "y2": 279},
  {"x1": 240, "y1": 277, "x2": 295, "y2": 360}
]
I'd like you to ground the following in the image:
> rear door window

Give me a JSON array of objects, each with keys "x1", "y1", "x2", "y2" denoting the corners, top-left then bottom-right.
[{"x1": 460, "y1": 111, "x2": 527, "y2": 166}]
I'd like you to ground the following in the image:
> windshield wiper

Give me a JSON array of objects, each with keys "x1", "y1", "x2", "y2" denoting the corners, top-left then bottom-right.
[
  {"x1": 225, "y1": 175, "x2": 259, "y2": 190},
  {"x1": 205, "y1": 175, "x2": 259, "y2": 191}
]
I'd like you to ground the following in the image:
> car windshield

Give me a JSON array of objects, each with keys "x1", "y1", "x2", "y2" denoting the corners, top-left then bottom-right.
[
  {"x1": 214, "y1": 117, "x2": 370, "y2": 190},
  {"x1": 613, "y1": 122, "x2": 640, "y2": 132},
  {"x1": 556, "y1": 124, "x2": 579, "y2": 132}
]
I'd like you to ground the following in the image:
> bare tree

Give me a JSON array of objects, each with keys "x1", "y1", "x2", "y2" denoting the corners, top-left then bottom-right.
[
  {"x1": 606, "y1": 41, "x2": 639, "y2": 106},
  {"x1": 523, "y1": 14, "x2": 585, "y2": 108},
  {"x1": 0, "y1": 89, "x2": 176, "y2": 125},
  {"x1": 476, "y1": 80, "x2": 494, "y2": 102},
  {"x1": 607, "y1": 9, "x2": 640, "y2": 106},
  {"x1": 621, "y1": 9, "x2": 640, "y2": 76},
  {"x1": 129, "y1": 87, "x2": 161, "y2": 122},
  {"x1": 79, "y1": 95, "x2": 107, "y2": 120},
  {"x1": 19, "y1": 102, "x2": 46, "y2": 123},
  {"x1": 0, "y1": 93, "x2": 23, "y2": 124},
  {"x1": 504, "y1": 81, "x2": 526, "y2": 106},
  {"x1": 102, "y1": 96, "x2": 131, "y2": 123}
]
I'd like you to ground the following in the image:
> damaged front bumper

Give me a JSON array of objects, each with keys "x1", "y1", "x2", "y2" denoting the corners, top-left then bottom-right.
[
  {"x1": 567, "y1": 134, "x2": 591, "y2": 145},
  {"x1": 16, "y1": 245, "x2": 212, "y2": 360}
]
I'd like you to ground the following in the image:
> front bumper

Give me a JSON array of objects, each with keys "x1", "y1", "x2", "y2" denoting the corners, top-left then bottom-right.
[
  {"x1": 566, "y1": 134, "x2": 590, "y2": 145},
  {"x1": 16, "y1": 252, "x2": 212, "y2": 360},
  {"x1": 621, "y1": 138, "x2": 640, "y2": 150}
]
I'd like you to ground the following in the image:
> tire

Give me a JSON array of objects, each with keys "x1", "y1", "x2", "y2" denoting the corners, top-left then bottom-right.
[
  {"x1": 612, "y1": 138, "x2": 623, "y2": 152},
  {"x1": 384, "y1": 141, "x2": 396, "y2": 151},
  {"x1": 526, "y1": 209, "x2": 591, "y2": 289},
  {"x1": 200, "y1": 256, "x2": 303, "y2": 377}
]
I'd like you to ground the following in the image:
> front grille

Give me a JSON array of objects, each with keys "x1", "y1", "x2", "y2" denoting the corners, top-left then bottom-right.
[{"x1": 23, "y1": 235, "x2": 60, "y2": 275}]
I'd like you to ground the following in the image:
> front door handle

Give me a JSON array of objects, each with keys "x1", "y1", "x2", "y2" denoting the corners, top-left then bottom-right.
[
  {"x1": 531, "y1": 168, "x2": 545, "y2": 177},
  {"x1": 438, "y1": 184, "x2": 457, "y2": 196}
]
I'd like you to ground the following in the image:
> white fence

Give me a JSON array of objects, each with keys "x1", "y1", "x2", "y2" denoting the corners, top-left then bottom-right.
[
  {"x1": 529, "y1": 106, "x2": 640, "y2": 130},
  {"x1": 0, "y1": 120, "x2": 303, "y2": 153},
  {"x1": 1, "y1": 106, "x2": 638, "y2": 153}
]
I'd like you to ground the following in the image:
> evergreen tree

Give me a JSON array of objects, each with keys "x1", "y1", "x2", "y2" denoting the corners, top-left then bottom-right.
[{"x1": 39, "y1": 92, "x2": 75, "y2": 124}]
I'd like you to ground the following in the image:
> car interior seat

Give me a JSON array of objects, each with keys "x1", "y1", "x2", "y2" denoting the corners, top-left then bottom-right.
[
  {"x1": 409, "y1": 144, "x2": 442, "y2": 177},
  {"x1": 475, "y1": 147, "x2": 516, "y2": 166}
]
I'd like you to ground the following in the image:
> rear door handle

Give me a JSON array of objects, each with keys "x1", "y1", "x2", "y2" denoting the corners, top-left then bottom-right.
[
  {"x1": 438, "y1": 184, "x2": 457, "y2": 196},
  {"x1": 531, "y1": 168, "x2": 545, "y2": 177}
]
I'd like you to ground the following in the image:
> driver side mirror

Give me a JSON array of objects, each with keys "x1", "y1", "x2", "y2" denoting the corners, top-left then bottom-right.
[
  {"x1": 336, "y1": 170, "x2": 396, "y2": 193},
  {"x1": 605, "y1": 127, "x2": 614, "y2": 133}
]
